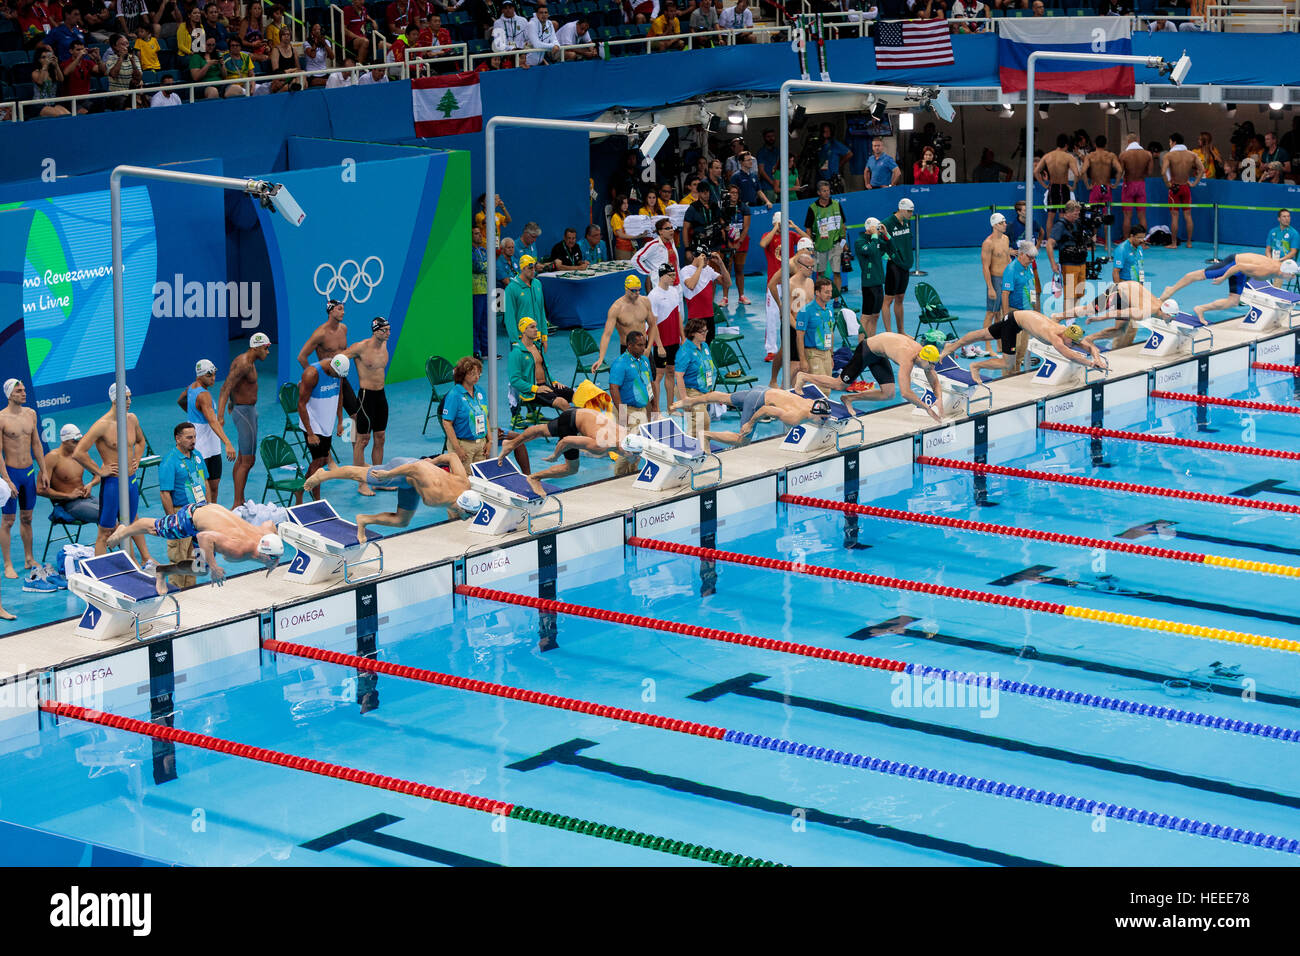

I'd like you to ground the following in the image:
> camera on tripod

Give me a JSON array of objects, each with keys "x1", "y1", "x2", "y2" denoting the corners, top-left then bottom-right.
[{"x1": 1078, "y1": 203, "x2": 1112, "y2": 280}]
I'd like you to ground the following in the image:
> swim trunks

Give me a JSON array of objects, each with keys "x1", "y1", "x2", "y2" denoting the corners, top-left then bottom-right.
[
  {"x1": 987, "y1": 314, "x2": 1022, "y2": 356},
  {"x1": 1167, "y1": 182, "x2": 1191, "y2": 207},
  {"x1": 2, "y1": 464, "x2": 36, "y2": 515},
  {"x1": 1087, "y1": 183, "x2": 1112, "y2": 207},
  {"x1": 883, "y1": 260, "x2": 909, "y2": 297},
  {"x1": 547, "y1": 407, "x2": 583, "y2": 460},
  {"x1": 154, "y1": 502, "x2": 203, "y2": 540},
  {"x1": 1204, "y1": 254, "x2": 1245, "y2": 295},
  {"x1": 730, "y1": 387, "x2": 770, "y2": 440},
  {"x1": 98, "y1": 473, "x2": 141, "y2": 529},
  {"x1": 356, "y1": 387, "x2": 389, "y2": 434},
  {"x1": 232, "y1": 404, "x2": 258, "y2": 456},
  {"x1": 1047, "y1": 183, "x2": 1071, "y2": 210},
  {"x1": 366, "y1": 456, "x2": 420, "y2": 511},
  {"x1": 306, "y1": 433, "x2": 333, "y2": 462},
  {"x1": 862, "y1": 284, "x2": 884, "y2": 315},
  {"x1": 838, "y1": 341, "x2": 895, "y2": 386},
  {"x1": 1120, "y1": 180, "x2": 1146, "y2": 206},
  {"x1": 204, "y1": 453, "x2": 223, "y2": 482}
]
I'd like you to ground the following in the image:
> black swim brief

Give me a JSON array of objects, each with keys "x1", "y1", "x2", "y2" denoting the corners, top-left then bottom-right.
[
  {"x1": 547, "y1": 407, "x2": 582, "y2": 461},
  {"x1": 987, "y1": 314, "x2": 1022, "y2": 356}
]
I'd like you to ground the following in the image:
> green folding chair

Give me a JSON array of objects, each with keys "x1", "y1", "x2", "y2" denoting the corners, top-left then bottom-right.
[
  {"x1": 135, "y1": 434, "x2": 161, "y2": 506},
  {"x1": 912, "y1": 282, "x2": 960, "y2": 342},
  {"x1": 568, "y1": 329, "x2": 607, "y2": 387},
  {"x1": 259, "y1": 435, "x2": 305, "y2": 506},
  {"x1": 422, "y1": 355, "x2": 455, "y2": 435},
  {"x1": 710, "y1": 341, "x2": 757, "y2": 391},
  {"x1": 279, "y1": 382, "x2": 308, "y2": 457},
  {"x1": 712, "y1": 305, "x2": 750, "y2": 370}
]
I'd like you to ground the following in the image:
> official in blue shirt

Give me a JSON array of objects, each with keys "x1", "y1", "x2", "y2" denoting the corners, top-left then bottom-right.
[
  {"x1": 795, "y1": 278, "x2": 837, "y2": 378},
  {"x1": 1001, "y1": 243, "x2": 1038, "y2": 314},
  {"x1": 1266, "y1": 209, "x2": 1300, "y2": 262},
  {"x1": 580, "y1": 225, "x2": 608, "y2": 264},
  {"x1": 1111, "y1": 227, "x2": 1146, "y2": 284},
  {"x1": 440, "y1": 357, "x2": 491, "y2": 465},
  {"x1": 609, "y1": 330, "x2": 656, "y2": 473},
  {"x1": 672, "y1": 318, "x2": 717, "y2": 438},
  {"x1": 864, "y1": 138, "x2": 900, "y2": 189},
  {"x1": 157, "y1": 422, "x2": 210, "y2": 588},
  {"x1": 496, "y1": 238, "x2": 520, "y2": 289}
]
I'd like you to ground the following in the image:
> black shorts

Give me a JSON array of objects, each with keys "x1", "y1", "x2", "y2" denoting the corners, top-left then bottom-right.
[
  {"x1": 861, "y1": 284, "x2": 884, "y2": 315},
  {"x1": 534, "y1": 384, "x2": 575, "y2": 408},
  {"x1": 307, "y1": 434, "x2": 333, "y2": 461},
  {"x1": 356, "y1": 387, "x2": 388, "y2": 434},
  {"x1": 339, "y1": 378, "x2": 360, "y2": 418},
  {"x1": 653, "y1": 342, "x2": 680, "y2": 369},
  {"x1": 884, "y1": 261, "x2": 909, "y2": 297},
  {"x1": 546, "y1": 407, "x2": 582, "y2": 461},
  {"x1": 204, "y1": 453, "x2": 222, "y2": 481},
  {"x1": 839, "y1": 341, "x2": 895, "y2": 386},
  {"x1": 987, "y1": 314, "x2": 1022, "y2": 355},
  {"x1": 1047, "y1": 183, "x2": 1071, "y2": 210}
]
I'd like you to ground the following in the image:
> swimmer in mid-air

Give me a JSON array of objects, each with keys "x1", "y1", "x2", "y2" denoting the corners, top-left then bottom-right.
[
  {"x1": 671, "y1": 386, "x2": 834, "y2": 450},
  {"x1": 496, "y1": 407, "x2": 629, "y2": 485},
  {"x1": 1160, "y1": 253, "x2": 1300, "y2": 322},
  {"x1": 940, "y1": 310, "x2": 1105, "y2": 383},
  {"x1": 795, "y1": 332, "x2": 944, "y2": 422},
  {"x1": 1079, "y1": 281, "x2": 1179, "y2": 348},
  {"x1": 304, "y1": 453, "x2": 477, "y2": 540}
]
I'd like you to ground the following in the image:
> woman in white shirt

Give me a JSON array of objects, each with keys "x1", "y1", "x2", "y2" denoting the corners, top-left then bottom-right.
[{"x1": 303, "y1": 22, "x2": 332, "y2": 86}]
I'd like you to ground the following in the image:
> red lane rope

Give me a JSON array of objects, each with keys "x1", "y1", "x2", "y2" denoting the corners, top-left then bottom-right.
[
  {"x1": 455, "y1": 585, "x2": 909, "y2": 672},
  {"x1": 263, "y1": 639, "x2": 728, "y2": 740},
  {"x1": 1150, "y1": 390, "x2": 1300, "y2": 415},
  {"x1": 778, "y1": 494, "x2": 1206, "y2": 565},
  {"x1": 40, "y1": 701, "x2": 513, "y2": 814},
  {"x1": 914, "y1": 456, "x2": 1300, "y2": 515},
  {"x1": 1252, "y1": 363, "x2": 1300, "y2": 374},
  {"x1": 625, "y1": 536, "x2": 1070, "y2": 614},
  {"x1": 1038, "y1": 421, "x2": 1300, "y2": 462}
]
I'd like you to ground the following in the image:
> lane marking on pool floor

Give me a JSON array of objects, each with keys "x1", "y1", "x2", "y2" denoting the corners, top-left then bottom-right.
[
  {"x1": 914, "y1": 456, "x2": 1300, "y2": 516},
  {"x1": 261, "y1": 637, "x2": 1300, "y2": 857},
  {"x1": 1038, "y1": 421, "x2": 1300, "y2": 466},
  {"x1": 625, "y1": 537, "x2": 1300, "y2": 655},
  {"x1": 39, "y1": 700, "x2": 781, "y2": 868},
  {"x1": 458, "y1": 585, "x2": 1300, "y2": 741},
  {"x1": 1149, "y1": 391, "x2": 1300, "y2": 415},
  {"x1": 780, "y1": 494, "x2": 1300, "y2": 579}
]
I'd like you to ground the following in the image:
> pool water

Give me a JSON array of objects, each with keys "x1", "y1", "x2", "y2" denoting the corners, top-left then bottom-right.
[{"x1": 2, "y1": 367, "x2": 1299, "y2": 866}]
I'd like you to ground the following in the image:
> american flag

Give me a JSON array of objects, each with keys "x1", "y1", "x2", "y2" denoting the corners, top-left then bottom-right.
[{"x1": 874, "y1": 18, "x2": 955, "y2": 70}]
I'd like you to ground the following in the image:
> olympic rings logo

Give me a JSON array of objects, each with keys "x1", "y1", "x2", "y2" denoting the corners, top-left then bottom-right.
[{"x1": 313, "y1": 256, "x2": 385, "y2": 304}]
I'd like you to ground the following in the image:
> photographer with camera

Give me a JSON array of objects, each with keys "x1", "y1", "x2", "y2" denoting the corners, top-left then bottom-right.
[
  {"x1": 804, "y1": 180, "x2": 847, "y2": 296},
  {"x1": 1045, "y1": 200, "x2": 1090, "y2": 312},
  {"x1": 912, "y1": 145, "x2": 940, "y2": 186},
  {"x1": 60, "y1": 39, "x2": 103, "y2": 111},
  {"x1": 30, "y1": 44, "x2": 72, "y2": 117},
  {"x1": 682, "y1": 176, "x2": 725, "y2": 267},
  {"x1": 103, "y1": 31, "x2": 143, "y2": 110}
]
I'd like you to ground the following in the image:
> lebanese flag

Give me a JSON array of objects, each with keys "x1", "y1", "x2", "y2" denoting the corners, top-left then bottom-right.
[{"x1": 412, "y1": 72, "x2": 482, "y2": 137}]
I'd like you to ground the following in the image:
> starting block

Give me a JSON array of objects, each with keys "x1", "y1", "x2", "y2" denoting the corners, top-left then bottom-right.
[
  {"x1": 278, "y1": 500, "x2": 383, "y2": 586},
  {"x1": 910, "y1": 355, "x2": 993, "y2": 418},
  {"x1": 632, "y1": 418, "x2": 722, "y2": 493},
  {"x1": 1026, "y1": 338, "x2": 1107, "y2": 387},
  {"x1": 1138, "y1": 311, "x2": 1213, "y2": 357},
  {"x1": 68, "y1": 552, "x2": 179, "y2": 642},
  {"x1": 467, "y1": 458, "x2": 563, "y2": 536},
  {"x1": 781, "y1": 384, "x2": 864, "y2": 455},
  {"x1": 1240, "y1": 280, "x2": 1300, "y2": 332}
]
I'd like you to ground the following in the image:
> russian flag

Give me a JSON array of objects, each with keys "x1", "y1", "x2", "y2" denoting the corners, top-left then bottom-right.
[{"x1": 999, "y1": 17, "x2": 1133, "y2": 97}]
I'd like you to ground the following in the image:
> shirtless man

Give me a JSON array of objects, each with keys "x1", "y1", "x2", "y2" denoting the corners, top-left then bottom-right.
[
  {"x1": 979, "y1": 213, "x2": 1012, "y2": 354},
  {"x1": 1162, "y1": 133, "x2": 1205, "y2": 249},
  {"x1": 1160, "y1": 253, "x2": 1300, "y2": 321},
  {"x1": 1083, "y1": 135, "x2": 1121, "y2": 239},
  {"x1": 304, "y1": 452, "x2": 473, "y2": 539},
  {"x1": 1034, "y1": 134, "x2": 1082, "y2": 236},
  {"x1": 73, "y1": 384, "x2": 152, "y2": 562},
  {"x1": 42, "y1": 424, "x2": 100, "y2": 526},
  {"x1": 671, "y1": 386, "x2": 834, "y2": 451},
  {"x1": 940, "y1": 311, "x2": 1105, "y2": 384},
  {"x1": 796, "y1": 332, "x2": 944, "y2": 422},
  {"x1": 297, "y1": 299, "x2": 360, "y2": 420},
  {"x1": 0, "y1": 380, "x2": 47, "y2": 578},
  {"x1": 496, "y1": 407, "x2": 628, "y2": 484},
  {"x1": 593, "y1": 274, "x2": 663, "y2": 374},
  {"x1": 216, "y1": 332, "x2": 271, "y2": 507},
  {"x1": 342, "y1": 317, "x2": 391, "y2": 496},
  {"x1": 1117, "y1": 133, "x2": 1154, "y2": 238},
  {"x1": 767, "y1": 249, "x2": 816, "y2": 387},
  {"x1": 107, "y1": 502, "x2": 283, "y2": 595},
  {"x1": 1080, "y1": 280, "x2": 1179, "y2": 348}
]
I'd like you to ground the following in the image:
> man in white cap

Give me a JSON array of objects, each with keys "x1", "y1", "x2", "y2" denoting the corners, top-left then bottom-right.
[
  {"x1": 1079, "y1": 280, "x2": 1180, "y2": 350},
  {"x1": 977, "y1": 212, "x2": 1012, "y2": 358},
  {"x1": 178, "y1": 359, "x2": 236, "y2": 506},
  {"x1": 297, "y1": 353, "x2": 352, "y2": 496},
  {"x1": 766, "y1": 249, "x2": 816, "y2": 387},
  {"x1": 107, "y1": 501, "x2": 284, "y2": 595},
  {"x1": 341, "y1": 317, "x2": 391, "y2": 496},
  {"x1": 42, "y1": 423, "x2": 100, "y2": 526},
  {"x1": 880, "y1": 197, "x2": 915, "y2": 337},
  {"x1": 1160, "y1": 252, "x2": 1300, "y2": 323},
  {"x1": 304, "y1": 451, "x2": 474, "y2": 539},
  {"x1": 216, "y1": 332, "x2": 271, "y2": 507},
  {"x1": 0, "y1": 379, "x2": 47, "y2": 580},
  {"x1": 73, "y1": 383, "x2": 153, "y2": 562}
]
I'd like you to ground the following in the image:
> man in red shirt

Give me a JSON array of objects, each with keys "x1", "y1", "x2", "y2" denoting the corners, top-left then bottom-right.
[
  {"x1": 342, "y1": 0, "x2": 375, "y2": 64},
  {"x1": 384, "y1": 0, "x2": 408, "y2": 36},
  {"x1": 60, "y1": 38, "x2": 102, "y2": 109},
  {"x1": 19, "y1": 1, "x2": 64, "y2": 40}
]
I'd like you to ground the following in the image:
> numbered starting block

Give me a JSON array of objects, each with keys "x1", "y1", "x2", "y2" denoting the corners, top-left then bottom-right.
[
  {"x1": 1240, "y1": 280, "x2": 1300, "y2": 332},
  {"x1": 631, "y1": 418, "x2": 722, "y2": 493},
  {"x1": 780, "y1": 384, "x2": 865, "y2": 455},
  {"x1": 68, "y1": 552, "x2": 179, "y2": 642},
  {"x1": 1026, "y1": 338, "x2": 1107, "y2": 387},
  {"x1": 910, "y1": 355, "x2": 993, "y2": 418},
  {"x1": 466, "y1": 458, "x2": 563, "y2": 536},
  {"x1": 278, "y1": 500, "x2": 383, "y2": 586},
  {"x1": 1138, "y1": 311, "x2": 1213, "y2": 357}
]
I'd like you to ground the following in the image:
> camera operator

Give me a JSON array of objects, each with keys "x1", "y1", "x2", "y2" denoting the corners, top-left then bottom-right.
[
  {"x1": 682, "y1": 175, "x2": 726, "y2": 266},
  {"x1": 912, "y1": 145, "x2": 940, "y2": 185},
  {"x1": 1046, "y1": 200, "x2": 1092, "y2": 311}
]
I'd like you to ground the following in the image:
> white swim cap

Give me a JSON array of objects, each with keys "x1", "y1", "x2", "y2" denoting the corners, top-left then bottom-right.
[
  {"x1": 771, "y1": 210, "x2": 782, "y2": 225},
  {"x1": 796, "y1": 236, "x2": 815, "y2": 252},
  {"x1": 456, "y1": 490, "x2": 483, "y2": 514},
  {"x1": 1281, "y1": 259, "x2": 1299, "y2": 276},
  {"x1": 2, "y1": 378, "x2": 19, "y2": 400},
  {"x1": 257, "y1": 533, "x2": 284, "y2": 558},
  {"x1": 60, "y1": 424, "x2": 82, "y2": 442},
  {"x1": 328, "y1": 354, "x2": 351, "y2": 377},
  {"x1": 196, "y1": 359, "x2": 217, "y2": 376},
  {"x1": 250, "y1": 332, "x2": 271, "y2": 348},
  {"x1": 621, "y1": 434, "x2": 646, "y2": 455},
  {"x1": 865, "y1": 217, "x2": 881, "y2": 229},
  {"x1": 108, "y1": 383, "x2": 131, "y2": 402},
  {"x1": 990, "y1": 212, "x2": 1006, "y2": 227},
  {"x1": 898, "y1": 197, "x2": 915, "y2": 212},
  {"x1": 1159, "y1": 298, "x2": 1179, "y2": 317}
]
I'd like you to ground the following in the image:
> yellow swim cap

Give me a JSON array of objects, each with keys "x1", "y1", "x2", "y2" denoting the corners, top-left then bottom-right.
[
  {"x1": 1064, "y1": 323, "x2": 1084, "y2": 342},
  {"x1": 519, "y1": 254, "x2": 537, "y2": 269},
  {"x1": 624, "y1": 274, "x2": 642, "y2": 290},
  {"x1": 518, "y1": 316, "x2": 537, "y2": 335},
  {"x1": 918, "y1": 345, "x2": 940, "y2": 363}
]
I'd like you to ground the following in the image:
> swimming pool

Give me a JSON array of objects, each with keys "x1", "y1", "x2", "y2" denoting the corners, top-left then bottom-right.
[{"x1": 2, "y1": 353, "x2": 1299, "y2": 867}]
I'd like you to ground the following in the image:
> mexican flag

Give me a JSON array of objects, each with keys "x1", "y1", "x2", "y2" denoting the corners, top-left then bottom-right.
[{"x1": 412, "y1": 72, "x2": 483, "y2": 137}]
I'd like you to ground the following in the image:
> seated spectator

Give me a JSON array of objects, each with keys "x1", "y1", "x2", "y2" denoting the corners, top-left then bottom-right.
[
  {"x1": 689, "y1": 0, "x2": 717, "y2": 43},
  {"x1": 1193, "y1": 131, "x2": 1223, "y2": 179},
  {"x1": 240, "y1": 14, "x2": 271, "y2": 64},
  {"x1": 493, "y1": 0, "x2": 530, "y2": 64},
  {"x1": 556, "y1": 14, "x2": 597, "y2": 59},
  {"x1": 384, "y1": 0, "x2": 408, "y2": 36},
  {"x1": 525, "y1": 2, "x2": 560, "y2": 65},
  {"x1": 949, "y1": 0, "x2": 986, "y2": 31},
  {"x1": 639, "y1": 189, "x2": 667, "y2": 219},
  {"x1": 1180, "y1": 0, "x2": 1206, "y2": 30},
  {"x1": 718, "y1": 0, "x2": 753, "y2": 42},
  {"x1": 19, "y1": 0, "x2": 63, "y2": 43},
  {"x1": 549, "y1": 227, "x2": 589, "y2": 271},
  {"x1": 420, "y1": 11, "x2": 451, "y2": 51},
  {"x1": 1260, "y1": 132, "x2": 1291, "y2": 185},
  {"x1": 342, "y1": 0, "x2": 375, "y2": 64},
  {"x1": 476, "y1": 53, "x2": 515, "y2": 72},
  {"x1": 61, "y1": 38, "x2": 102, "y2": 110},
  {"x1": 627, "y1": 0, "x2": 658, "y2": 25},
  {"x1": 217, "y1": 0, "x2": 236, "y2": 23},
  {"x1": 177, "y1": 4, "x2": 205, "y2": 61},
  {"x1": 1147, "y1": 14, "x2": 1176, "y2": 31},
  {"x1": 201, "y1": 2, "x2": 229, "y2": 49},
  {"x1": 265, "y1": 2, "x2": 288, "y2": 46},
  {"x1": 188, "y1": 34, "x2": 226, "y2": 97},
  {"x1": 972, "y1": 147, "x2": 1011, "y2": 183},
  {"x1": 357, "y1": 62, "x2": 388, "y2": 83},
  {"x1": 150, "y1": 71, "x2": 183, "y2": 104},
  {"x1": 133, "y1": 22, "x2": 159, "y2": 70},
  {"x1": 46, "y1": 6, "x2": 85, "y2": 60},
  {"x1": 913, "y1": 145, "x2": 941, "y2": 184},
  {"x1": 268, "y1": 27, "x2": 304, "y2": 90},
  {"x1": 649, "y1": 0, "x2": 684, "y2": 51},
  {"x1": 104, "y1": 30, "x2": 144, "y2": 108},
  {"x1": 580, "y1": 224, "x2": 608, "y2": 264},
  {"x1": 518, "y1": 221, "x2": 542, "y2": 262},
  {"x1": 31, "y1": 44, "x2": 73, "y2": 116},
  {"x1": 496, "y1": 236, "x2": 519, "y2": 286},
  {"x1": 115, "y1": 0, "x2": 154, "y2": 37},
  {"x1": 303, "y1": 21, "x2": 333, "y2": 85},
  {"x1": 221, "y1": 34, "x2": 254, "y2": 93},
  {"x1": 327, "y1": 51, "x2": 358, "y2": 85},
  {"x1": 388, "y1": 21, "x2": 419, "y2": 74}
]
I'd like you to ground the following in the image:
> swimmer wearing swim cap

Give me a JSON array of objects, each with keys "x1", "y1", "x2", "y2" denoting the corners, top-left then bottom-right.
[
  {"x1": 225, "y1": 333, "x2": 274, "y2": 505},
  {"x1": 595, "y1": 275, "x2": 663, "y2": 373},
  {"x1": 941, "y1": 310, "x2": 1107, "y2": 383},
  {"x1": 0, "y1": 376, "x2": 44, "y2": 579},
  {"x1": 794, "y1": 332, "x2": 946, "y2": 423},
  {"x1": 304, "y1": 453, "x2": 474, "y2": 534},
  {"x1": 1082, "y1": 280, "x2": 1178, "y2": 349},
  {"x1": 299, "y1": 347, "x2": 354, "y2": 485}
]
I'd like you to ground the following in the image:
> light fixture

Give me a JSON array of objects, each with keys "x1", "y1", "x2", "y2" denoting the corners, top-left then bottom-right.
[
  {"x1": 1101, "y1": 101, "x2": 1119, "y2": 115},
  {"x1": 248, "y1": 181, "x2": 306, "y2": 226},
  {"x1": 725, "y1": 97, "x2": 748, "y2": 134},
  {"x1": 1269, "y1": 101, "x2": 1285, "y2": 111},
  {"x1": 1038, "y1": 104, "x2": 1049, "y2": 120},
  {"x1": 898, "y1": 111, "x2": 915, "y2": 131},
  {"x1": 633, "y1": 123, "x2": 670, "y2": 162},
  {"x1": 1153, "y1": 51, "x2": 1192, "y2": 86},
  {"x1": 788, "y1": 103, "x2": 807, "y2": 136},
  {"x1": 1159, "y1": 102, "x2": 1174, "y2": 113},
  {"x1": 1224, "y1": 102, "x2": 1236, "y2": 117},
  {"x1": 866, "y1": 96, "x2": 888, "y2": 122},
  {"x1": 1000, "y1": 103, "x2": 1014, "y2": 118},
  {"x1": 698, "y1": 103, "x2": 715, "y2": 130}
]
